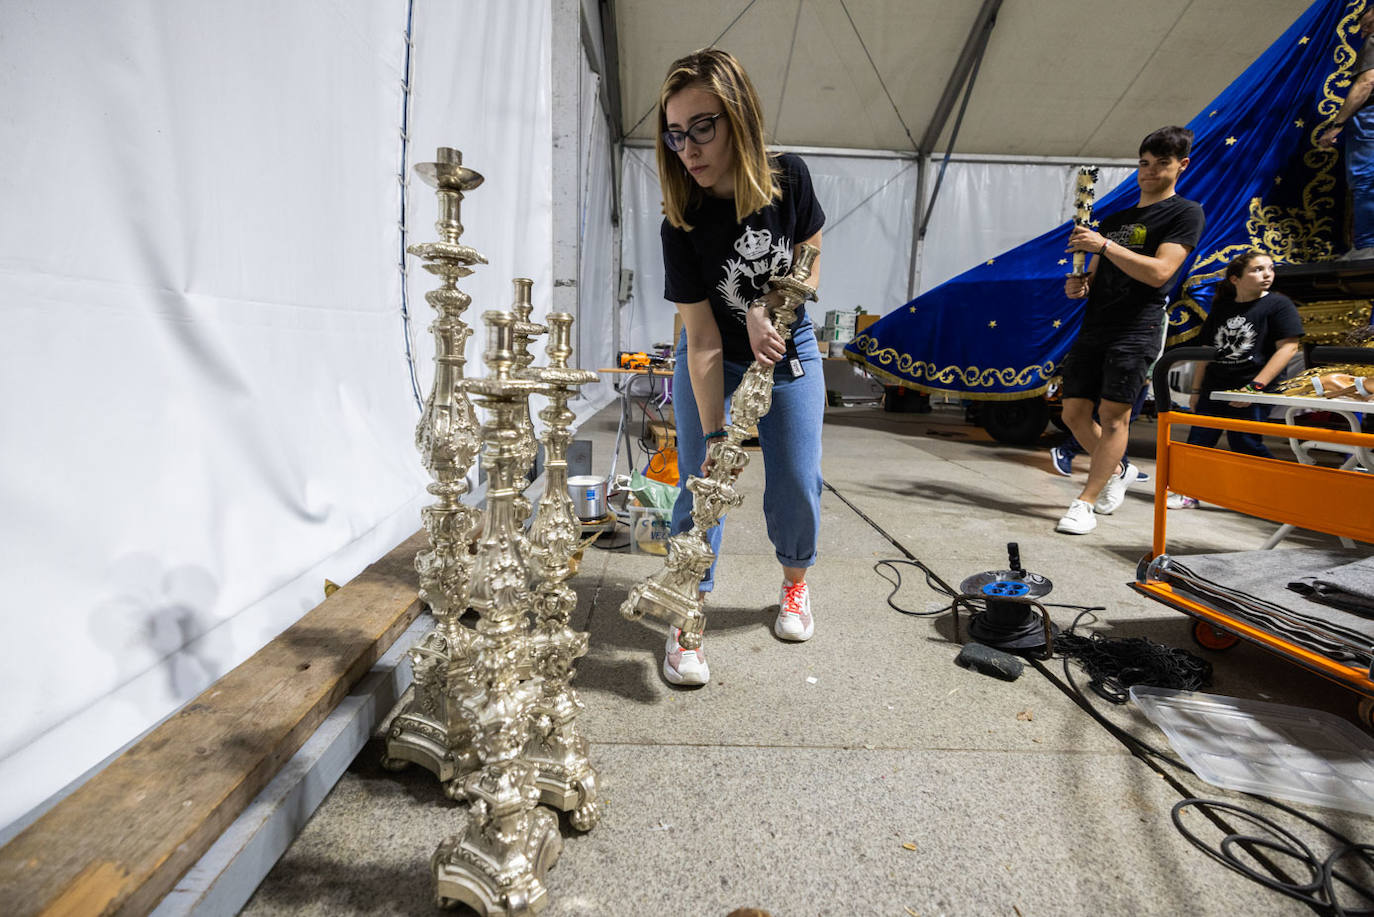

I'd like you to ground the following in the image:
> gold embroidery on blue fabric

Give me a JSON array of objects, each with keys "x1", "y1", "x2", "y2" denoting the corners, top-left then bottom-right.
[
  {"x1": 1170, "y1": 7, "x2": 1360, "y2": 341},
  {"x1": 846, "y1": 333, "x2": 1057, "y2": 399}
]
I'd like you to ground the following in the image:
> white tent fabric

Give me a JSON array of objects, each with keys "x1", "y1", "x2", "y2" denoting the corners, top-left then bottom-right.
[
  {"x1": 917, "y1": 160, "x2": 1136, "y2": 295},
  {"x1": 619, "y1": 147, "x2": 918, "y2": 349},
  {"x1": 619, "y1": 146, "x2": 1136, "y2": 351},
  {"x1": 579, "y1": 61, "x2": 618, "y2": 390},
  {"x1": 0, "y1": 0, "x2": 560, "y2": 832}
]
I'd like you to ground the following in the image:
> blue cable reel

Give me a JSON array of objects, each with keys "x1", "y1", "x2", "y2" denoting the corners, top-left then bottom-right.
[{"x1": 958, "y1": 543, "x2": 1059, "y2": 652}]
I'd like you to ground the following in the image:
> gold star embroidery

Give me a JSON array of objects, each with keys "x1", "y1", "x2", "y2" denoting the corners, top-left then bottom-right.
[
  {"x1": 1295, "y1": 119, "x2": 1305, "y2": 128},
  {"x1": 1299, "y1": 36, "x2": 1309, "y2": 45},
  {"x1": 909, "y1": 306, "x2": 916, "y2": 313},
  {"x1": 1053, "y1": 319, "x2": 1062, "y2": 328},
  {"x1": 1090, "y1": 220, "x2": 1100, "y2": 228},
  {"x1": 1225, "y1": 136, "x2": 1238, "y2": 145},
  {"x1": 1274, "y1": 176, "x2": 1283, "y2": 185},
  {"x1": 985, "y1": 259, "x2": 995, "y2": 266},
  {"x1": 1057, "y1": 258, "x2": 1068, "y2": 265},
  {"x1": 988, "y1": 320, "x2": 997, "y2": 329}
]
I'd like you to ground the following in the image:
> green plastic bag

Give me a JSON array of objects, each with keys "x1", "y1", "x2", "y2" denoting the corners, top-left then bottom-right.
[{"x1": 629, "y1": 469, "x2": 679, "y2": 512}]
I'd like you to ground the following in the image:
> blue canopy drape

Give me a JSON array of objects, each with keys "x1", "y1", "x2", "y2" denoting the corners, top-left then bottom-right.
[{"x1": 846, "y1": 0, "x2": 1361, "y2": 399}]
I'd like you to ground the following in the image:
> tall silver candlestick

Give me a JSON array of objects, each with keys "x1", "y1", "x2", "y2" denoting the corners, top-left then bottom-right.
[
  {"x1": 524, "y1": 313, "x2": 602, "y2": 829},
  {"x1": 433, "y1": 311, "x2": 560, "y2": 916},
  {"x1": 509, "y1": 279, "x2": 547, "y2": 536},
  {"x1": 619, "y1": 245, "x2": 819, "y2": 648},
  {"x1": 384, "y1": 148, "x2": 488, "y2": 784}
]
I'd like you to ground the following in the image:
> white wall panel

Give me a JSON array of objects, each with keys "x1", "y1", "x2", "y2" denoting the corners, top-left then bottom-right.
[
  {"x1": 577, "y1": 59, "x2": 618, "y2": 416},
  {"x1": 917, "y1": 161, "x2": 1135, "y2": 296},
  {"x1": 0, "y1": 0, "x2": 560, "y2": 833},
  {"x1": 619, "y1": 148, "x2": 916, "y2": 347}
]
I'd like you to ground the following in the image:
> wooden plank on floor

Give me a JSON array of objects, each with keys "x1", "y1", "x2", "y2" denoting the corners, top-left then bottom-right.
[{"x1": 0, "y1": 531, "x2": 427, "y2": 917}]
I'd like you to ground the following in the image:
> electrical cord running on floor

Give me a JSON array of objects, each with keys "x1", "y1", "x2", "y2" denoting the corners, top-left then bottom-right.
[
  {"x1": 823, "y1": 480, "x2": 1374, "y2": 913},
  {"x1": 1043, "y1": 643, "x2": 1374, "y2": 916}
]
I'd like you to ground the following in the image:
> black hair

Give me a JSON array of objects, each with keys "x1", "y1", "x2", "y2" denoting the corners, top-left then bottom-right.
[{"x1": 1139, "y1": 126, "x2": 1193, "y2": 160}]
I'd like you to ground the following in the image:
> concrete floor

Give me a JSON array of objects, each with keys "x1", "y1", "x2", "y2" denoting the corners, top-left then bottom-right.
[{"x1": 242, "y1": 399, "x2": 1373, "y2": 916}]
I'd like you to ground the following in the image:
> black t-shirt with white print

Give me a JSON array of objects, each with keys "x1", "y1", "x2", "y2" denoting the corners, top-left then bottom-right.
[
  {"x1": 1082, "y1": 195, "x2": 1205, "y2": 338},
  {"x1": 661, "y1": 152, "x2": 826, "y2": 364},
  {"x1": 1197, "y1": 290, "x2": 1304, "y2": 394}
]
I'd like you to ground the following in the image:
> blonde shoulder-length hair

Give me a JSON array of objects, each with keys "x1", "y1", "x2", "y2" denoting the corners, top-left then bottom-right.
[{"x1": 655, "y1": 48, "x2": 780, "y2": 231}]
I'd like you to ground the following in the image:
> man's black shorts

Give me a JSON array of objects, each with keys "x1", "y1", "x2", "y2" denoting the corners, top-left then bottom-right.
[{"x1": 1059, "y1": 325, "x2": 1161, "y2": 404}]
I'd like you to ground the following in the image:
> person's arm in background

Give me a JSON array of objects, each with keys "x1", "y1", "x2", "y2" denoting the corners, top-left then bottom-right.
[
  {"x1": 1319, "y1": 69, "x2": 1374, "y2": 146},
  {"x1": 1227, "y1": 337, "x2": 1299, "y2": 407},
  {"x1": 1252, "y1": 338, "x2": 1302, "y2": 389},
  {"x1": 1068, "y1": 228, "x2": 1192, "y2": 289}
]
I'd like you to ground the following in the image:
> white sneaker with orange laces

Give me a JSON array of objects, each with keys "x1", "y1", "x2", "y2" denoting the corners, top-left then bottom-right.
[
  {"x1": 663, "y1": 627, "x2": 710, "y2": 685},
  {"x1": 774, "y1": 580, "x2": 814, "y2": 641}
]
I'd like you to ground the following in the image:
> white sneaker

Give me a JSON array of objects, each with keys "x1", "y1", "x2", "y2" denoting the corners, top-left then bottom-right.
[
  {"x1": 775, "y1": 580, "x2": 815, "y2": 641},
  {"x1": 1056, "y1": 499, "x2": 1097, "y2": 534},
  {"x1": 1094, "y1": 463, "x2": 1131, "y2": 514},
  {"x1": 663, "y1": 627, "x2": 709, "y2": 685}
]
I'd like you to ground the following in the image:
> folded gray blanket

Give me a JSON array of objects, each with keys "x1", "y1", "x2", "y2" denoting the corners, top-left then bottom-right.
[
  {"x1": 1157, "y1": 549, "x2": 1374, "y2": 668},
  {"x1": 1289, "y1": 554, "x2": 1374, "y2": 617}
]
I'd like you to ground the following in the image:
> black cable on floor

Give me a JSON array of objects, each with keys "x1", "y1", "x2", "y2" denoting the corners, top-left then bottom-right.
[{"x1": 823, "y1": 477, "x2": 1374, "y2": 912}]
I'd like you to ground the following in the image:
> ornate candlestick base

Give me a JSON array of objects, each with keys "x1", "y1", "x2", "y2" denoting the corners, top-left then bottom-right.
[
  {"x1": 432, "y1": 706, "x2": 561, "y2": 916},
  {"x1": 619, "y1": 245, "x2": 819, "y2": 647}
]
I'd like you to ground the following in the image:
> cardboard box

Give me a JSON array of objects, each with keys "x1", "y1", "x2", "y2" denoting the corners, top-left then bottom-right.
[
  {"x1": 856, "y1": 313, "x2": 879, "y2": 333},
  {"x1": 824, "y1": 309, "x2": 858, "y2": 330},
  {"x1": 647, "y1": 419, "x2": 676, "y2": 451}
]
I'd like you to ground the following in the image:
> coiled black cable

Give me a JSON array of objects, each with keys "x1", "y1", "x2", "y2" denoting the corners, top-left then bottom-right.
[{"x1": 1171, "y1": 800, "x2": 1374, "y2": 915}]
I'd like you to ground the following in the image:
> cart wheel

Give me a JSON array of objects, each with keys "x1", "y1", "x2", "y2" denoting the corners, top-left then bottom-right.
[
  {"x1": 1358, "y1": 698, "x2": 1374, "y2": 731},
  {"x1": 1191, "y1": 620, "x2": 1240, "y2": 651}
]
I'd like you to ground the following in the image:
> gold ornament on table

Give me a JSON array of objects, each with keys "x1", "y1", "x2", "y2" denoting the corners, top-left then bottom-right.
[
  {"x1": 1270, "y1": 366, "x2": 1374, "y2": 400},
  {"x1": 433, "y1": 310, "x2": 561, "y2": 916},
  {"x1": 618, "y1": 244, "x2": 819, "y2": 648},
  {"x1": 1268, "y1": 329, "x2": 1374, "y2": 401},
  {"x1": 524, "y1": 312, "x2": 603, "y2": 829},
  {"x1": 1069, "y1": 166, "x2": 1100, "y2": 278},
  {"x1": 384, "y1": 147, "x2": 488, "y2": 785}
]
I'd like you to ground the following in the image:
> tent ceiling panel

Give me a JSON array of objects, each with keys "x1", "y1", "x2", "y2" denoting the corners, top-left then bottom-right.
[
  {"x1": 617, "y1": 0, "x2": 1316, "y2": 156},
  {"x1": 771, "y1": 0, "x2": 975, "y2": 150}
]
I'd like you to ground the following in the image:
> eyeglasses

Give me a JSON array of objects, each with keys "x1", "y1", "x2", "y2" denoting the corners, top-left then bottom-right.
[{"x1": 662, "y1": 113, "x2": 724, "y2": 152}]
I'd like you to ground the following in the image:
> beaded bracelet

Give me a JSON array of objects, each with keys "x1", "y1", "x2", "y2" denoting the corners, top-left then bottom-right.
[{"x1": 703, "y1": 429, "x2": 727, "y2": 441}]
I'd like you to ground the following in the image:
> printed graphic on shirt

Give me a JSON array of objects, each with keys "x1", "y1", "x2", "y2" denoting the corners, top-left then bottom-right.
[
  {"x1": 1106, "y1": 223, "x2": 1149, "y2": 249},
  {"x1": 716, "y1": 227, "x2": 792, "y2": 318},
  {"x1": 1212, "y1": 315, "x2": 1258, "y2": 363}
]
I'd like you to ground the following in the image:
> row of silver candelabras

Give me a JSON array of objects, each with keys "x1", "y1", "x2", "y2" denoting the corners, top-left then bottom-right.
[{"x1": 383, "y1": 147, "x2": 599, "y2": 916}]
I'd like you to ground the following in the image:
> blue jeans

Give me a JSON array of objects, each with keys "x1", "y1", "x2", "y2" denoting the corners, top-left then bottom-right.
[
  {"x1": 1186, "y1": 396, "x2": 1274, "y2": 459},
  {"x1": 1347, "y1": 106, "x2": 1374, "y2": 249},
  {"x1": 671, "y1": 325, "x2": 825, "y2": 591}
]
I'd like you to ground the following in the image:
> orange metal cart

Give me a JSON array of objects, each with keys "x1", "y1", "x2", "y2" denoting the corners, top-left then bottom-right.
[{"x1": 1133, "y1": 346, "x2": 1374, "y2": 728}]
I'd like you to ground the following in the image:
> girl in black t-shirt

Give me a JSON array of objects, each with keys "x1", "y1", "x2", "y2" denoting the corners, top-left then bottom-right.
[
  {"x1": 1169, "y1": 250, "x2": 1303, "y2": 508},
  {"x1": 653, "y1": 49, "x2": 826, "y2": 686}
]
